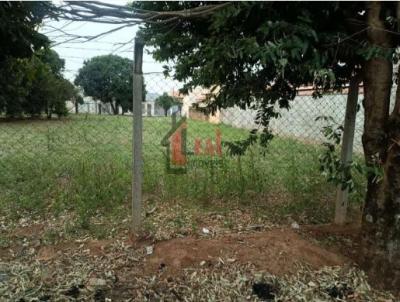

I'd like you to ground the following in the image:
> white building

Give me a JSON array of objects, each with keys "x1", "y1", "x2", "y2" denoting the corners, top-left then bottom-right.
[{"x1": 142, "y1": 92, "x2": 165, "y2": 116}]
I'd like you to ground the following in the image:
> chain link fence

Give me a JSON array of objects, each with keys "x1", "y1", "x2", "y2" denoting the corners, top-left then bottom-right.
[
  {"x1": 140, "y1": 73, "x2": 368, "y2": 223},
  {"x1": 1, "y1": 70, "x2": 396, "y2": 223}
]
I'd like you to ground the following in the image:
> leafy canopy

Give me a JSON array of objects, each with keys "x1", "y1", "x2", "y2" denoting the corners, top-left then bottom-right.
[
  {"x1": 75, "y1": 55, "x2": 136, "y2": 113},
  {"x1": 0, "y1": 2, "x2": 72, "y2": 118},
  {"x1": 135, "y1": 2, "x2": 379, "y2": 140},
  {"x1": 0, "y1": 48, "x2": 75, "y2": 118},
  {"x1": 155, "y1": 92, "x2": 180, "y2": 116},
  {"x1": 0, "y1": 1, "x2": 53, "y2": 62}
]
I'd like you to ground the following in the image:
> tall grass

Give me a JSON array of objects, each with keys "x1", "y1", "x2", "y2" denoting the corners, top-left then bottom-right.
[{"x1": 0, "y1": 115, "x2": 365, "y2": 224}]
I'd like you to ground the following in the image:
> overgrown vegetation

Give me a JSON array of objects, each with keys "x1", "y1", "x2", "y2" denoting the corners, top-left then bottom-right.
[{"x1": 0, "y1": 115, "x2": 365, "y2": 228}]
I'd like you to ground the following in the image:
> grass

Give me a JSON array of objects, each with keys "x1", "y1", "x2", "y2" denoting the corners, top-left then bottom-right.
[{"x1": 0, "y1": 114, "x2": 365, "y2": 227}]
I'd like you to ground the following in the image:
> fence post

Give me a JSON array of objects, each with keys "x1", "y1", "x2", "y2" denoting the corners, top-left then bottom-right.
[
  {"x1": 132, "y1": 37, "x2": 144, "y2": 233},
  {"x1": 334, "y1": 75, "x2": 360, "y2": 225}
]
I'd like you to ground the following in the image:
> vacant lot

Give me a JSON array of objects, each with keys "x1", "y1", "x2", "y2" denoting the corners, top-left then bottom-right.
[
  {"x1": 1, "y1": 115, "x2": 381, "y2": 301},
  {"x1": 0, "y1": 114, "x2": 364, "y2": 225}
]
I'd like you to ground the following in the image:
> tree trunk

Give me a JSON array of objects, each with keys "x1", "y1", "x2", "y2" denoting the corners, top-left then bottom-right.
[
  {"x1": 110, "y1": 102, "x2": 118, "y2": 115},
  {"x1": 46, "y1": 106, "x2": 52, "y2": 119},
  {"x1": 360, "y1": 1, "x2": 400, "y2": 289},
  {"x1": 75, "y1": 101, "x2": 79, "y2": 114},
  {"x1": 45, "y1": 100, "x2": 51, "y2": 119},
  {"x1": 378, "y1": 83, "x2": 400, "y2": 287},
  {"x1": 362, "y1": 2, "x2": 392, "y2": 224},
  {"x1": 164, "y1": 109, "x2": 168, "y2": 117}
]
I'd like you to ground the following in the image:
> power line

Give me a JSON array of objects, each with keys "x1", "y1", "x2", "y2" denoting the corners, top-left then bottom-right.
[
  {"x1": 48, "y1": 39, "x2": 132, "y2": 45},
  {"x1": 64, "y1": 69, "x2": 164, "y2": 75},
  {"x1": 55, "y1": 45, "x2": 134, "y2": 55},
  {"x1": 60, "y1": 55, "x2": 159, "y2": 64},
  {"x1": 56, "y1": 45, "x2": 124, "y2": 52},
  {"x1": 55, "y1": 45, "x2": 134, "y2": 54}
]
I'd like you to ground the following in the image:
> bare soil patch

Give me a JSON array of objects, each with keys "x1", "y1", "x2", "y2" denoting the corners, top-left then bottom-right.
[
  {"x1": 146, "y1": 228, "x2": 349, "y2": 276},
  {"x1": 301, "y1": 223, "x2": 362, "y2": 262}
]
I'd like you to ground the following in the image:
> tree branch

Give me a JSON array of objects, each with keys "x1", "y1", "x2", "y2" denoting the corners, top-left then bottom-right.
[
  {"x1": 47, "y1": 2, "x2": 231, "y2": 45},
  {"x1": 55, "y1": 2, "x2": 231, "y2": 24}
]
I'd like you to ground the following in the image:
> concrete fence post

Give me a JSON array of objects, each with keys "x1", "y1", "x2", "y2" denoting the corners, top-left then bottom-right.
[
  {"x1": 132, "y1": 37, "x2": 144, "y2": 233},
  {"x1": 334, "y1": 75, "x2": 360, "y2": 225}
]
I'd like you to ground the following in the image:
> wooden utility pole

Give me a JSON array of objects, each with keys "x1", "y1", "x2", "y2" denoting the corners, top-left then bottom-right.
[
  {"x1": 334, "y1": 75, "x2": 360, "y2": 224},
  {"x1": 132, "y1": 37, "x2": 144, "y2": 233}
]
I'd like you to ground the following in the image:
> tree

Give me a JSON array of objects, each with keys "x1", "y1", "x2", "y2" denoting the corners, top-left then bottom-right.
[
  {"x1": 359, "y1": 2, "x2": 400, "y2": 287},
  {"x1": 0, "y1": 2, "x2": 69, "y2": 119},
  {"x1": 48, "y1": 77, "x2": 76, "y2": 118},
  {"x1": 0, "y1": 1, "x2": 53, "y2": 62},
  {"x1": 135, "y1": 2, "x2": 361, "y2": 126},
  {"x1": 36, "y1": 48, "x2": 66, "y2": 78},
  {"x1": 74, "y1": 55, "x2": 134, "y2": 115},
  {"x1": 25, "y1": 56, "x2": 56, "y2": 118},
  {"x1": 36, "y1": 49, "x2": 82, "y2": 115},
  {"x1": 0, "y1": 48, "x2": 74, "y2": 118},
  {"x1": 135, "y1": 1, "x2": 400, "y2": 287},
  {"x1": 27, "y1": 48, "x2": 69, "y2": 118},
  {"x1": 0, "y1": 57, "x2": 31, "y2": 117},
  {"x1": 71, "y1": 88, "x2": 84, "y2": 114},
  {"x1": 155, "y1": 93, "x2": 180, "y2": 116}
]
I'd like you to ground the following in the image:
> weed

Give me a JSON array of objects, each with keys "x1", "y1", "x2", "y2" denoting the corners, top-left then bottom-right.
[
  {"x1": 42, "y1": 229, "x2": 60, "y2": 245},
  {"x1": 0, "y1": 236, "x2": 10, "y2": 248},
  {"x1": 0, "y1": 115, "x2": 365, "y2": 228}
]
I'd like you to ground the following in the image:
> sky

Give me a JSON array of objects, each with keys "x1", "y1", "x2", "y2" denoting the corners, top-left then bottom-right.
[{"x1": 41, "y1": 1, "x2": 181, "y2": 94}]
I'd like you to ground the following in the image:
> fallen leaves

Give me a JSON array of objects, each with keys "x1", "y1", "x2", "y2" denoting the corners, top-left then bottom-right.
[
  {"x1": 0, "y1": 204, "x2": 397, "y2": 301},
  {"x1": 137, "y1": 264, "x2": 395, "y2": 302}
]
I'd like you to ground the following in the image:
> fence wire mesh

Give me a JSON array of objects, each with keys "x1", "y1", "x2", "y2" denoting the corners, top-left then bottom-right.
[
  {"x1": 0, "y1": 71, "x2": 396, "y2": 224},
  {"x1": 140, "y1": 73, "x2": 368, "y2": 224}
]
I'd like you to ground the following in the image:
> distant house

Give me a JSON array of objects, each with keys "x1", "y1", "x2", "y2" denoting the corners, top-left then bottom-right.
[
  {"x1": 66, "y1": 96, "x2": 115, "y2": 114},
  {"x1": 67, "y1": 90, "x2": 211, "y2": 117},
  {"x1": 142, "y1": 92, "x2": 165, "y2": 116},
  {"x1": 172, "y1": 87, "x2": 221, "y2": 123},
  {"x1": 143, "y1": 90, "x2": 184, "y2": 117}
]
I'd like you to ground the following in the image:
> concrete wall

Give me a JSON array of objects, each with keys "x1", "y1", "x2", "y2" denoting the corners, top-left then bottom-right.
[{"x1": 220, "y1": 90, "x2": 399, "y2": 152}]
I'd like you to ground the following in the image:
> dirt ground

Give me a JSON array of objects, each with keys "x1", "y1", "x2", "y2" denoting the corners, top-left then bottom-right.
[
  {"x1": 0, "y1": 215, "x2": 397, "y2": 301},
  {"x1": 301, "y1": 223, "x2": 362, "y2": 261},
  {"x1": 145, "y1": 228, "x2": 348, "y2": 276},
  {"x1": 3, "y1": 225, "x2": 349, "y2": 276}
]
